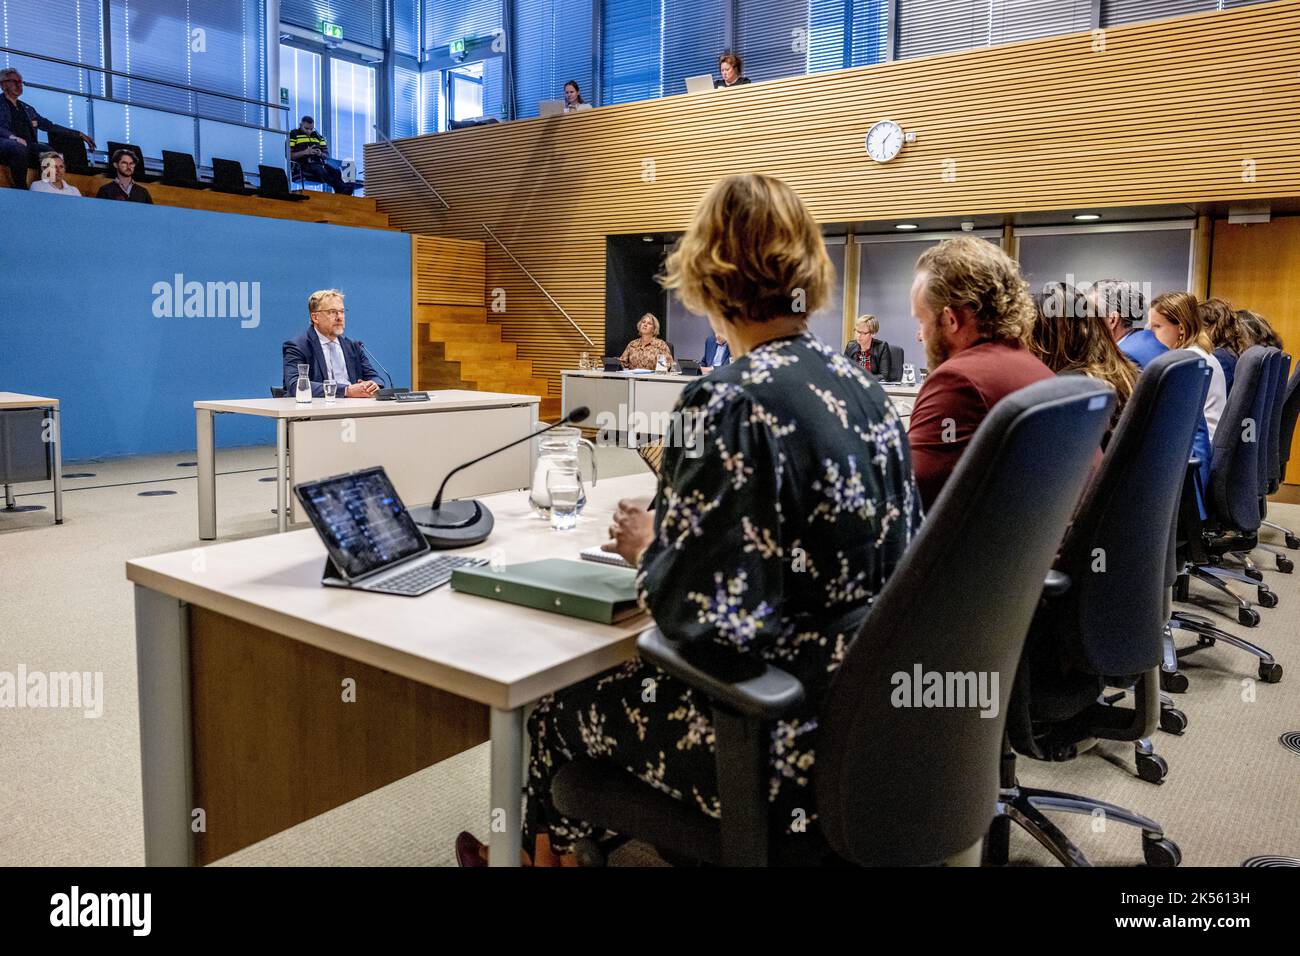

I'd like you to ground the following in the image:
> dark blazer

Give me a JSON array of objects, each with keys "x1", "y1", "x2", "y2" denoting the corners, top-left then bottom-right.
[
  {"x1": 713, "y1": 77, "x2": 752, "y2": 88},
  {"x1": 843, "y1": 338, "x2": 897, "y2": 382},
  {"x1": 96, "y1": 180, "x2": 153, "y2": 203},
  {"x1": 701, "y1": 333, "x2": 732, "y2": 367},
  {"x1": 283, "y1": 327, "x2": 381, "y2": 397},
  {"x1": 0, "y1": 97, "x2": 74, "y2": 145}
]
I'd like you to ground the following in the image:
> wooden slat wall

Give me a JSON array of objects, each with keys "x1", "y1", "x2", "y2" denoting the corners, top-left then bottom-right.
[
  {"x1": 1209, "y1": 216, "x2": 1300, "y2": 485},
  {"x1": 413, "y1": 234, "x2": 486, "y2": 307},
  {"x1": 365, "y1": 0, "x2": 1300, "y2": 396}
]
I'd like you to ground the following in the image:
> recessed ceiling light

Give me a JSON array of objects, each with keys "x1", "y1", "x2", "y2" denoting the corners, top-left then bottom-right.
[
  {"x1": 1073, "y1": 213, "x2": 1102, "y2": 221},
  {"x1": 895, "y1": 223, "x2": 919, "y2": 230}
]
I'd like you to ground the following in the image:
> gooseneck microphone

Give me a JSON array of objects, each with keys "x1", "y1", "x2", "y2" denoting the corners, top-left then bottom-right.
[
  {"x1": 357, "y1": 340, "x2": 403, "y2": 396},
  {"x1": 407, "y1": 406, "x2": 591, "y2": 549}
]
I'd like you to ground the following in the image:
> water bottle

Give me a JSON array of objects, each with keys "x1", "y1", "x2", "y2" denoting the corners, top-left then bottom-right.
[
  {"x1": 295, "y1": 363, "x2": 312, "y2": 404},
  {"x1": 655, "y1": 353, "x2": 668, "y2": 373}
]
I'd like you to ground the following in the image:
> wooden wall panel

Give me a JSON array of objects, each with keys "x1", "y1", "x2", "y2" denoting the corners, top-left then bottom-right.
[
  {"x1": 365, "y1": 1, "x2": 1300, "y2": 396},
  {"x1": 1209, "y1": 216, "x2": 1300, "y2": 485}
]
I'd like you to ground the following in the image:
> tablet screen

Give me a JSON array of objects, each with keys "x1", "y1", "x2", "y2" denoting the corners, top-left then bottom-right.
[{"x1": 295, "y1": 467, "x2": 429, "y2": 579}]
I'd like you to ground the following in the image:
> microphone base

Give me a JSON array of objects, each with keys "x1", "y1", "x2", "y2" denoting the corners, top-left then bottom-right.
[
  {"x1": 374, "y1": 387, "x2": 410, "y2": 401},
  {"x1": 409, "y1": 499, "x2": 494, "y2": 549}
]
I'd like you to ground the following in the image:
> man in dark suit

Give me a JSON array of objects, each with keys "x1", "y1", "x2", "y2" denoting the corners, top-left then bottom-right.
[
  {"x1": 283, "y1": 289, "x2": 382, "y2": 398},
  {"x1": 700, "y1": 331, "x2": 731, "y2": 371},
  {"x1": 0, "y1": 68, "x2": 95, "y2": 188},
  {"x1": 843, "y1": 314, "x2": 898, "y2": 381}
]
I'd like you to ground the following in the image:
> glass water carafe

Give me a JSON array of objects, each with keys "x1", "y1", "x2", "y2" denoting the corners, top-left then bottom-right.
[
  {"x1": 530, "y1": 425, "x2": 598, "y2": 518},
  {"x1": 295, "y1": 363, "x2": 312, "y2": 404}
]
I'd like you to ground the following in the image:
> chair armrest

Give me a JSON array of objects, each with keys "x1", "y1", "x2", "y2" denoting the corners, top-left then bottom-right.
[{"x1": 637, "y1": 627, "x2": 805, "y2": 720}]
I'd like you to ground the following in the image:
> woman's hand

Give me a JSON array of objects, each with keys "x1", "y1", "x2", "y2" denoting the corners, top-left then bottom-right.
[{"x1": 603, "y1": 497, "x2": 655, "y2": 565}]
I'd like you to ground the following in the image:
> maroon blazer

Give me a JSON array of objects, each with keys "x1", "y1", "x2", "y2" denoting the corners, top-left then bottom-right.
[{"x1": 908, "y1": 339, "x2": 1055, "y2": 510}]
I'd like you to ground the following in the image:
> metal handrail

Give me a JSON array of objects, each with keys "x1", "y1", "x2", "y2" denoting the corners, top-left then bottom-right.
[
  {"x1": 371, "y1": 129, "x2": 595, "y2": 349},
  {"x1": 1, "y1": 46, "x2": 288, "y2": 112}
]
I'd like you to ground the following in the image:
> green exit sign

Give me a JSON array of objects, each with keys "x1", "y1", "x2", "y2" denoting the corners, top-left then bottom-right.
[
  {"x1": 449, "y1": 38, "x2": 466, "y2": 55},
  {"x1": 320, "y1": 21, "x2": 343, "y2": 40}
]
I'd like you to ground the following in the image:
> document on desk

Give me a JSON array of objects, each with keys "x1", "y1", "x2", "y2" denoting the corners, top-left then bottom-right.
[{"x1": 450, "y1": 558, "x2": 642, "y2": 624}]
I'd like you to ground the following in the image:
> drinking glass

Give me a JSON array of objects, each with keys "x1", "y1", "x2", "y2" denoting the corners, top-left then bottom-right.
[
  {"x1": 579, "y1": 351, "x2": 591, "y2": 370},
  {"x1": 323, "y1": 379, "x2": 337, "y2": 404},
  {"x1": 547, "y1": 465, "x2": 582, "y2": 530},
  {"x1": 902, "y1": 363, "x2": 916, "y2": 386}
]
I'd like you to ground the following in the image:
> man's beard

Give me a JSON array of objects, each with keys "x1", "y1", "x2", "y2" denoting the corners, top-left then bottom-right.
[{"x1": 924, "y1": 331, "x2": 950, "y2": 371}]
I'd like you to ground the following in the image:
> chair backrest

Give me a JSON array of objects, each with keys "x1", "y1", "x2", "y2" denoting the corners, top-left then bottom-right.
[
  {"x1": 888, "y1": 342, "x2": 904, "y2": 375},
  {"x1": 106, "y1": 141, "x2": 146, "y2": 176},
  {"x1": 258, "y1": 165, "x2": 292, "y2": 194},
  {"x1": 1267, "y1": 353, "x2": 1291, "y2": 488},
  {"x1": 211, "y1": 158, "x2": 245, "y2": 189},
  {"x1": 161, "y1": 150, "x2": 199, "y2": 182},
  {"x1": 1210, "y1": 346, "x2": 1275, "y2": 531},
  {"x1": 816, "y1": 376, "x2": 1114, "y2": 867},
  {"x1": 47, "y1": 129, "x2": 92, "y2": 172},
  {"x1": 269, "y1": 386, "x2": 286, "y2": 398},
  {"x1": 1050, "y1": 351, "x2": 1207, "y2": 677},
  {"x1": 1279, "y1": 364, "x2": 1300, "y2": 477}
]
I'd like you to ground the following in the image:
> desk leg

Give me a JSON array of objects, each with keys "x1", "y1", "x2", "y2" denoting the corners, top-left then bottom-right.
[
  {"x1": 197, "y1": 408, "x2": 216, "y2": 540},
  {"x1": 50, "y1": 406, "x2": 63, "y2": 524},
  {"x1": 134, "y1": 585, "x2": 195, "y2": 866},
  {"x1": 276, "y1": 419, "x2": 288, "y2": 533},
  {"x1": 3, "y1": 483, "x2": 13, "y2": 509},
  {"x1": 489, "y1": 706, "x2": 525, "y2": 868}
]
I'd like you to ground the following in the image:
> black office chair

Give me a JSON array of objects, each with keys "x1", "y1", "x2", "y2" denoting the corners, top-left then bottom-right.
[
  {"x1": 160, "y1": 150, "x2": 207, "y2": 189},
  {"x1": 888, "y1": 343, "x2": 904, "y2": 378},
  {"x1": 105, "y1": 141, "x2": 157, "y2": 182},
  {"x1": 1252, "y1": 355, "x2": 1298, "y2": 572},
  {"x1": 256, "y1": 164, "x2": 310, "y2": 202},
  {"x1": 551, "y1": 376, "x2": 1113, "y2": 866},
  {"x1": 46, "y1": 129, "x2": 97, "y2": 176},
  {"x1": 210, "y1": 158, "x2": 259, "y2": 196},
  {"x1": 992, "y1": 352, "x2": 1204, "y2": 871},
  {"x1": 269, "y1": 387, "x2": 286, "y2": 398},
  {"x1": 1170, "y1": 346, "x2": 1283, "y2": 681}
]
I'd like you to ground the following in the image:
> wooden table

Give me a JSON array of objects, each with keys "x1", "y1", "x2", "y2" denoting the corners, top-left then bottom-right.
[
  {"x1": 0, "y1": 391, "x2": 63, "y2": 525},
  {"x1": 127, "y1": 472, "x2": 656, "y2": 866},
  {"x1": 194, "y1": 390, "x2": 539, "y2": 539}
]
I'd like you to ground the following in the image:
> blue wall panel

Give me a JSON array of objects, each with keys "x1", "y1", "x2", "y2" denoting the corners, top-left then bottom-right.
[{"x1": 0, "y1": 190, "x2": 411, "y2": 461}]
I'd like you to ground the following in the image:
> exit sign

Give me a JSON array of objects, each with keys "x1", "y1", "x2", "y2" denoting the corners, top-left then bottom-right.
[
  {"x1": 449, "y1": 38, "x2": 466, "y2": 55},
  {"x1": 320, "y1": 21, "x2": 343, "y2": 40}
]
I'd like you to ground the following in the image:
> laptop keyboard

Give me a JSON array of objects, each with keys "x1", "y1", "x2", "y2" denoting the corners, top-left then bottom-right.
[{"x1": 376, "y1": 555, "x2": 488, "y2": 596}]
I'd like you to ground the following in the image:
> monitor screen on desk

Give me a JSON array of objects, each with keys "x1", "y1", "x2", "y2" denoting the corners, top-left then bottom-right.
[{"x1": 295, "y1": 467, "x2": 429, "y2": 580}]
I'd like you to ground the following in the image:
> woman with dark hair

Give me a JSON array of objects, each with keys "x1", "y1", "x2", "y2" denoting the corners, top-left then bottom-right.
[
  {"x1": 1029, "y1": 281, "x2": 1135, "y2": 435},
  {"x1": 1199, "y1": 297, "x2": 1247, "y2": 393},
  {"x1": 456, "y1": 173, "x2": 920, "y2": 866},
  {"x1": 1237, "y1": 309, "x2": 1284, "y2": 350},
  {"x1": 715, "y1": 51, "x2": 751, "y2": 88},
  {"x1": 562, "y1": 80, "x2": 591, "y2": 113}
]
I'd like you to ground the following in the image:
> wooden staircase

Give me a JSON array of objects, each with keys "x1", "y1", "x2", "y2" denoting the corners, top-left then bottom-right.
[{"x1": 412, "y1": 236, "x2": 560, "y2": 419}]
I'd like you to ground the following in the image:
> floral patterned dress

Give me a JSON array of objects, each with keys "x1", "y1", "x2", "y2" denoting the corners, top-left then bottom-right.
[
  {"x1": 525, "y1": 331, "x2": 921, "y2": 852},
  {"x1": 620, "y1": 336, "x2": 674, "y2": 370}
]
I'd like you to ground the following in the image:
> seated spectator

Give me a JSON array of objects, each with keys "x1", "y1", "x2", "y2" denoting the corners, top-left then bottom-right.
[
  {"x1": 1090, "y1": 278, "x2": 1164, "y2": 368},
  {"x1": 1148, "y1": 292, "x2": 1227, "y2": 441},
  {"x1": 456, "y1": 172, "x2": 920, "y2": 866},
  {"x1": 562, "y1": 80, "x2": 592, "y2": 113},
  {"x1": 700, "y1": 329, "x2": 731, "y2": 371},
  {"x1": 28, "y1": 151, "x2": 81, "y2": 196},
  {"x1": 714, "y1": 51, "x2": 752, "y2": 88},
  {"x1": 96, "y1": 149, "x2": 153, "y2": 203},
  {"x1": 907, "y1": 237, "x2": 1054, "y2": 510},
  {"x1": 1029, "y1": 282, "x2": 1135, "y2": 435},
  {"x1": 283, "y1": 289, "x2": 383, "y2": 398},
  {"x1": 1199, "y1": 297, "x2": 1247, "y2": 393},
  {"x1": 1237, "y1": 309, "x2": 1284, "y2": 351},
  {"x1": 843, "y1": 313, "x2": 898, "y2": 381},
  {"x1": 289, "y1": 116, "x2": 355, "y2": 196},
  {"x1": 619, "y1": 313, "x2": 673, "y2": 370},
  {"x1": 0, "y1": 68, "x2": 95, "y2": 189}
]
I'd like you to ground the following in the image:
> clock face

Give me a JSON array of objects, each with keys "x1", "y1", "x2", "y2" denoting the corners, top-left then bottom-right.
[{"x1": 865, "y1": 120, "x2": 905, "y2": 163}]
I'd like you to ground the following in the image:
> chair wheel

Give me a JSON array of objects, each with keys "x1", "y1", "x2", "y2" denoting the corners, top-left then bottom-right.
[
  {"x1": 1135, "y1": 751, "x2": 1168, "y2": 784},
  {"x1": 1278, "y1": 556, "x2": 1295, "y2": 574},
  {"x1": 1244, "y1": 566, "x2": 1264, "y2": 582},
  {"x1": 1285, "y1": 533, "x2": 1300, "y2": 550},
  {"x1": 1239, "y1": 607, "x2": 1260, "y2": 627},
  {"x1": 1143, "y1": 835, "x2": 1182, "y2": 867},
  {"x1": 1159, "y1": 707, "x2": 1188, "y2": 735},
  {"x1": 1258, "y1": 588, "x2": 1279, "y2": 608},
  {"x1": 1258, "y1": 661, "x2": 1283, "y2": 684},
  {"x1": 1160, "y1": 670, "x2": 1189, "y2": 694},
  {"x1": 572, "y1": 838, "x2": 607, "y2": 868}
]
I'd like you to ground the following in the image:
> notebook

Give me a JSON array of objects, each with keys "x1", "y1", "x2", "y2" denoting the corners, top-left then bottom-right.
[
  {"x1": 580, "y1": 544, "x2": 634, "y2": 569},
  {"x1": 450, "y1": 559, "x2": 642, "y2": 624}
]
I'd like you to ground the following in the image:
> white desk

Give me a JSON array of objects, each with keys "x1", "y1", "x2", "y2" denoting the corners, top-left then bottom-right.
[
  {"x1": 561, "y1": 370, "x2": 697, "y2": 440},
  {"x1": 882, "y1": 383, "x2": 922, "y2": 429},
  {"x1": 0, "y1": 391, "x2": 63, "y2": 524},
  {"x1": 195, "y1": 390, "x2": 540, "y2": 540},
  {"x1": 127, "y1": 472, "x2": 656, "y2": 867}
]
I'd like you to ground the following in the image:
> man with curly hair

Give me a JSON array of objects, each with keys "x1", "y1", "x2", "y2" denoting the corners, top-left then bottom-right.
[{"x1": 907, "y1": 237, "x2": 1054, "y2": 509}]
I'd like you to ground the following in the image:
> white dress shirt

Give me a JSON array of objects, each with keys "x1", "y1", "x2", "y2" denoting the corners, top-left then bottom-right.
[{"x1": 1187, "y1": 343, "x2": 1227, "y2": 440}]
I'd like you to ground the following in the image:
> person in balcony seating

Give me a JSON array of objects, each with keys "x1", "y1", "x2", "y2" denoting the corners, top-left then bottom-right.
[
  {"x1": 0, "y1": 68, "x2": 95, "y2": 189},
  {"x1": 96, "y1": 150, "x2": 153, "y2": 203},
  {"x1": 29, "y1": 151, "x2": 81, "y2": 196},
  {"x1": 289, "y1": 116, "x2": 355, "y2": 196}
]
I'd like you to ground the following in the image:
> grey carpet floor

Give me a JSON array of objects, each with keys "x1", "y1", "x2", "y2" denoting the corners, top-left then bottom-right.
[{"x1": 1, "y1": 446, "x2": 1297, "y2": 867}]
